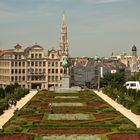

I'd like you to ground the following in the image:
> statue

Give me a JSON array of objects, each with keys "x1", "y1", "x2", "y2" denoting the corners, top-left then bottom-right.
[{"x1": 62, "y1": 56, "x2": 69, "y2": 74}]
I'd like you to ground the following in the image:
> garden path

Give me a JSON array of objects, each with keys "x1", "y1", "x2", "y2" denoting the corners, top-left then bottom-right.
[
  {"x1": 0, "y1": 90, "x2": 38, "y2": 129},
  {"x1": 94, "y1": 90, "x2": 140, "y2": 128}
]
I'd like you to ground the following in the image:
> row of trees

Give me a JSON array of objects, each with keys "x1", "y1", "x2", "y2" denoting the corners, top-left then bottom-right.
[
  {"x1": 0, "y1": 83, "x2": 29, "y2": 115},
  {"x1": 101, "y1": 72, "x2": 140, "y2": 115}
]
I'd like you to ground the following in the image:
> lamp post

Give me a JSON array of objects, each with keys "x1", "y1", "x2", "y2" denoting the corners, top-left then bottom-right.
[{"x1": 97, "y1": 61, "x2": 100, "y2": 91}]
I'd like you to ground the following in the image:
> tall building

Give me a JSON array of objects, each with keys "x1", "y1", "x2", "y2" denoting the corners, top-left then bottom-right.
[
  {"x1": 0, "y1": 14, "x2": 69, "y2": 89},
  {"x1": 59, "y1": 14, "x2": 69, "y2": 56}
]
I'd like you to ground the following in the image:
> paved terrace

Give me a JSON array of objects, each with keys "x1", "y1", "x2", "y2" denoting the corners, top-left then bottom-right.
[
  {"x1": 0, "y1": 90, "x2": 38, "y2": 129},
  {"x1": 94, "y1": 90, "x2": 140, "y2": 128}
]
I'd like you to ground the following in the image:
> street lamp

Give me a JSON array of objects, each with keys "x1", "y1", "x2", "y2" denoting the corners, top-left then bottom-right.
[{"x1": 97, "y1": 61, "x2": 100, "y2": 91}]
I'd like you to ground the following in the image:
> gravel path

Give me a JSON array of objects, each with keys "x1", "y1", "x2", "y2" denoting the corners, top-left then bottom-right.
[
  {"x1": 0, "y1": 90, "x2": 38, "y2": 129},
  {"x1": 94, "y1": 90, "x2": 140, "y2": 128}
]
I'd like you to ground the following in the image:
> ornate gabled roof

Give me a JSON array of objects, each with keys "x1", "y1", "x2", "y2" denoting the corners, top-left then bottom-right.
[
  {"x1": 14, "y1": 44, "x2": 22, "y2": 49},
  {"x1": 24, "y1": 44, "x2": 43, "y2": 56},
  {"x1": 31, "y1": 44, "x2": 43, "y2": 50}
]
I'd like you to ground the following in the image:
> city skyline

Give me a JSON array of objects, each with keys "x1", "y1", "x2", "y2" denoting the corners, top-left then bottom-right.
[{"x1": 0, "y1": 0, "x2": 140, "y2": 57}]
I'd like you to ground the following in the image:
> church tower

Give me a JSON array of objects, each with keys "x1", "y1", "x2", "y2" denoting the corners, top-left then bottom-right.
[
  {"x1": 60, "y1": 14, "x2": 69, "y2": 56},
  {"x1": 132, "y1": 45, "x2": 137, "y2": 58}
]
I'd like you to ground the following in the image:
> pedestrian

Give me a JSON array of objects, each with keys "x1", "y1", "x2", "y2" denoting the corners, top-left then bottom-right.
[
  {"x1": 13, "y1": 100, "x2": 17, "y2": 111},
  {"x1": 8, "y1": 99, "x2": 13, "y2": 108},
  {"x1": 49, "y1": 104, "x2": 53, "y2": 114}
]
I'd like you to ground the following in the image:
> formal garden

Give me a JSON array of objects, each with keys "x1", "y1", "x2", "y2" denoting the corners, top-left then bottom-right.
[{"x1": 0, "y1": 89, "x2": 140, "y2": 140}]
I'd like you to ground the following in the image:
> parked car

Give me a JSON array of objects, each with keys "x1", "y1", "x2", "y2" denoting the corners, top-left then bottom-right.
[{"x1": 124, "y1": 81, "x2": 140, "y2": 90}]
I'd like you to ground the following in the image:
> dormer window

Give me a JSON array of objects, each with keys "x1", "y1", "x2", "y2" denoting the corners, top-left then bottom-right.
[{"x1": 52, "y1": 54, "x2": 54, "y2": 59}]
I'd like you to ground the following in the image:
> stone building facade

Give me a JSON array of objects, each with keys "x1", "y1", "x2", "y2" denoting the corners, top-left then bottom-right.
[{"x1": 0, "y1": 14, "x2": 69, "y2": 90}]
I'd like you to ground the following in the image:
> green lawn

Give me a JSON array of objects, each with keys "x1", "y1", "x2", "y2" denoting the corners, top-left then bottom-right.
[{"x1": 1, "y1": 90, "x2": 140, "y2": 140}]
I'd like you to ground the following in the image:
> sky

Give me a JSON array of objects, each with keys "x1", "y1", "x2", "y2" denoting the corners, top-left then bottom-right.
[{"x1": 0, "y1": 0, "x2": 140, "y2": 57}]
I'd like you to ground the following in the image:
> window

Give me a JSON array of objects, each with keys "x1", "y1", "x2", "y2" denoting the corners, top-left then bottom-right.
[
  {"x1": 43, "y1": 62, "x2": 46, "y2": 66},
  {"x1": 55, "y1": 62, "x2": 58, "y2": 66},
  {"x1": 52, "y1": 62, "x2": 54, "y2": 67},
  {"x1": 48, "y1": 69, "x2": 51, "y2": 73},
  {"x1": 52, "y1": 69, "x2": 54, "y2": 73},
  {"x1": 19, "y1": 69, "x2": 21, "y2": 74},
  {"x1": 31, "y1": 54, "x2": 34, "y2": 58},
  {"x1": 48, "y1": 62, "x2": 51, "y2": 66},
  {"x1": 15, "y1": 55, "x2": 17, "y2": 59},
  {"x1": 60, "y1": 62, "x2": 62, "y2": 66},
  {"x1": 55, "y1": 69, "x2": 58, "y2": 73},
  {"x1": 35, "y1": 69, "x2": 38, "y2": 73},
  {"x1": 35, "y1": 61, "x2": 38, "y2": 66},
  {"x1": 39, "y1": 69, "x2": 41, "y2": 73},
  {"x1": 39, "y1": 62, "x2": 42, "y2": 66},
  {"x1": 23, "y1": 62, "x2": 25, "y2": 67},
  {"x1": 35, "y1": 53, "x2": 38, "y2": 58},
  {"x1": 11, "y1": 76, "x2": 14, "y2": 81},
  {"x1": 52, "y1": 76, "x2": 54, "y2": 81},
  {"x1": 43, "y1": 69, "x2": 45, "y2": 73},
  {"x1": 31, "y1": 62, "x2": 34, "y2": 66},
  {"x1": 11, "y1": 62, "x2": 14, "y2": 67},
  {"x1": 52, "y1": 54, "x2": 54, "y2": 59},
  {"x1": 15, "y1": 69, "x2": 17, "y2": 74},
  {"x1": 15, "y1": 62, "x2": 17, "y2": 66},
  {"x1": 28, "y1": 62, "x2": 30, "y2": 67},
  {"x1": 15, "y1": 76, "x2": 17, "y2": 81},
  {"x1": 11, "y1": 69, "x2": 14, "y2": 74},
  {"x1": 55, "y1": 76, "x2": 58, "y2": 81},
  {"x1": 39, "y1": 54, "x2": 42, "y2": 58},
  {"x1": 19, "y1": 62, "x2": 21, "y2": 67},
  {"x1": 23, "y1": 76, "x2": 25, "y2": 81},
  {"x1": 22, "y1": 69, "x2": 25, "y2": 73},
  {"x1": 60, "y1": 69, "x2": 63, "y2": 73},
  {"x1": 48, "y1": 76, "x2": 51, "y2": 82},
  {"x1": 130, "y1": 83, "x2": 136, "y2": 87},
  {"x1": 19, "y1": 55, "x2": 21, "y2": 59}
]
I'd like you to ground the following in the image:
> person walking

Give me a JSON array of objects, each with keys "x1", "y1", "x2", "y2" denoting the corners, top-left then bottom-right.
[
  {"x1": 49, "y1": 104, "x2": 53, "y2": 114},
  {"x1": 13, "y1": 100, "x2": 17, "y2": 111}
]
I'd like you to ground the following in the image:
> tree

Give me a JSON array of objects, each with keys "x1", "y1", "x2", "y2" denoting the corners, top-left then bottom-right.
[
  {"x1": 100, "y1": 72, "x2": 126, "y2": 88},
  {"x1": 128, "y1": 72, "x2": 140, "y2": 81},
  {"x1": 0, "y1": 87, "x2": 5, "y2": 98}
]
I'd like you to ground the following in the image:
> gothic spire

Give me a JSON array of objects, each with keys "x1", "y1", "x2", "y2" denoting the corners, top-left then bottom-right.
[{"x1": 60, "y1": 13, "x2": 69, "y2": 56}]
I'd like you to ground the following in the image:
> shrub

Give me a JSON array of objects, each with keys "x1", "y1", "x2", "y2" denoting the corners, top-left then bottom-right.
[
  {"x1": 19, "y1": 108, "x2": 35, "y2": 115},
  {"x1": 131, "y1": 105, "x2": 140, "y2": 115},
  {"x1": 0, "y1": 107, "x2": 4, "y2": 115},
  {"x1": 111, "y1": 117, "x2": 129, "y2": 124},
  {"x1": 4, "y1": 124, "x2": 22, "y2": 132},
  {"x1": 118, "y1": 124, "x2": 136, "y2": 131}
]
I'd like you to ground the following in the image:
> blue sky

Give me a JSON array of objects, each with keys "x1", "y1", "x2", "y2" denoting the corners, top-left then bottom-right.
[{"x1": 0, "y1": 0, "x2": 140, "y2": 57}]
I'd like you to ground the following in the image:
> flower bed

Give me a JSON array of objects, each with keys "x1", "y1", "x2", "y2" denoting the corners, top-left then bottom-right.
[
  {"x1": 48, "y1": 113, "x2": 92, "y2": 120},
  {"x1": 109, "y1": 134, "x2": 140, "y2": 140},
  {"x1": 55, "y1": 96, "x2": 79, "y2": 98},
  {"x1": 30, "y1": 128, "x2": 109, "y2": 134},
  {"x1": 87, "y1": 102, "x2": 103, "y2": 108},
  {"x1": 52, "y1": 103, "x2": 84, "y2": 106},
  {"x1": 31, "y1": 102, "x2": 48, "y2": 108},
  {"x1": 0, "y1": 134, "x2": 33, "y2": 140},
  {"x1": 24, "y1": 115, "x2": 43, "y2": 121},
  {"x1": 93, "y1": 114, "x2": 114, "y2": 120},
  {"x1": 42, "y1": 134, "x2": 101, "y2": 140}
]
